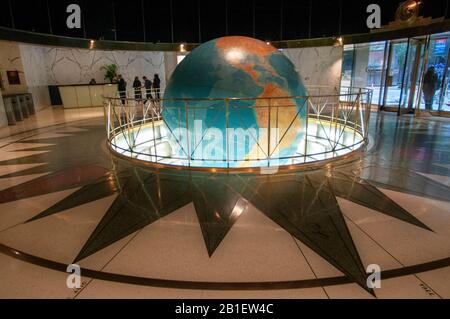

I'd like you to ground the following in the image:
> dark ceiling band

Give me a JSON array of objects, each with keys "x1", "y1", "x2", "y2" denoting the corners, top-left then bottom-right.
[{"x1": 1, "y1": 19, "x2": 449, "y2": 51}]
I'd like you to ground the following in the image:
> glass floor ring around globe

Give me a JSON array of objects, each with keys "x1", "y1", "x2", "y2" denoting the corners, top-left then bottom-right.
[{"x1": 109, "y1": 119, "x2": 365, "y2": 169}]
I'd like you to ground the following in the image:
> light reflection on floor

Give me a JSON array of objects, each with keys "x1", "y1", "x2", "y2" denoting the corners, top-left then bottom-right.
[{"x1": 0, "y1": 108, "x2": 449, "y2": 298}]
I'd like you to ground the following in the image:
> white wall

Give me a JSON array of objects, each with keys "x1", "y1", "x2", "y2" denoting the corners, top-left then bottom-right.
[
  {"x1": 0, "y1": 94, "x2": 6, "y2": 127},
  {"x1": 19, "y1": 44, "x2": 166, "y2": 89},
  {"x1": 0, "y1": 40, "x2": 28, "y2": 95},
  {"x1": 283, "y1": 46, "x2": 343, "y2": 95},
  {"x1": 15, "y1": 43, "x2": 167, "y2": 110},
  {"x1": 16, "y1": 43, "x2": 342, "y2": 98},
  {"x1": 19, "y1": 44, "x2": 51, "y2": 111},
  {"x1": 162, "y1": 47, "x2": 344, "y2": 94},
  {"x1": 1, "y1": 40, "x2": 343, "y2": 122},
  {"x1": 0, "y1": 40, "x2": 28, "y2": 127},
  {"x1": 164, "y1": 52, "x2": 178, "y2": 85}
]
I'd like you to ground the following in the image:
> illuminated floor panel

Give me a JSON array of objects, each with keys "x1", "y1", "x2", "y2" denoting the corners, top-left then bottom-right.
[{"x1": 111, "y1": 119, "x2": 364, "y2": 168}]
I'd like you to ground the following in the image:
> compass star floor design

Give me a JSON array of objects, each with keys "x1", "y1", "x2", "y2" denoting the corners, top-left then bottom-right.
[{"x1": 0, "y1": 108, "x2": 449, "y2": 298}]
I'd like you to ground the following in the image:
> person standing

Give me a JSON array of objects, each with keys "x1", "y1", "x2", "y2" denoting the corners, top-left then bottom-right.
[
  {"x1": 117, "y1": 74, "x2": 127, "y2": 105},
  {"x1": 422, "y1": 66, "x2": 439, "y2": 111},
  {"x1": 133, "y1": 76, "x2": 142, "y2": 100},
  {"x1": 153, "y1": 74, "x2": 161, "y2": 100},
  {"x1": 143, "y1": 76, "x2": 153, "y2": 101}
]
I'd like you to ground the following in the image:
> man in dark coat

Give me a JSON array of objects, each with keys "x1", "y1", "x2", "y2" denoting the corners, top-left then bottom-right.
[
  {"x1": 133, "y1": 76, "x2": 142, "y2": 100},
  {"x1": 153, "y1": 74, "x2": 161, "y2": 100},
  {"x1": 117, "y1": 74, "x2": 127, "y2": 105},
  {"x1": 143, "y1": 76, "x2": 153, "y2": 101},
  {"x1": 422, "y1": 66, "x2": 439, "y2": 111}
]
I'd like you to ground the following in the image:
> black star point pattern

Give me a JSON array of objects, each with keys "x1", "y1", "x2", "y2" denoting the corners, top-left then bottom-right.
[{"x1": 0, "y1": 122, "x2": 448, "y2": 294}]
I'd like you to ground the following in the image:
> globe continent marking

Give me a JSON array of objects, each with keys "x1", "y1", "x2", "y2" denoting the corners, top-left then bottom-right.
[{"x1": 162, "y1": 36, "x2": 308, "y2": 167}]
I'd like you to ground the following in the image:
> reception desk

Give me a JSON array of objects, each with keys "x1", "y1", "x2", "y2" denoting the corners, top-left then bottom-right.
[{"x1": 58, "y1": 83, "x2": 118, "y2": 108}]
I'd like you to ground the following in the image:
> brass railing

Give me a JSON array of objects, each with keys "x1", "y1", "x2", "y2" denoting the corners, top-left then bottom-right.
[{"x1": 103, "y1": 87, "x2": 372, "y2": 169}]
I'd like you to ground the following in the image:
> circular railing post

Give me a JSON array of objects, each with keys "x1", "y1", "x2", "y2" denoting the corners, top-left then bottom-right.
[
  {"x1": 143, "y1": 99, "x2": 146, "y2": 123},
  {"x1": 128, "y1": 100, "x2": 134, "y2": 157},
  {"x1": 226, "y1": 98, "x2": 229, "y2": 168},
  {"x1": 184, "y1": 101, "x2": 190, "y2": 167},
  {"x1": 364, "y1": 90, "x2": 372, "y2": 140},
  {"x1": 304, "y1": 97, "x2": 309, "y2": 163},
  {"x1": 151, "y1": 101, "x2": 158, "y2": 163},
  {"x1": 107, "y1": 99, "x2": 111, "y2": 141},
  {"x1": 267, "y1": 98, "x2": 271, "y2": 166},
  {"x1": 103, "y1": 87, "x2": 370, "y2": 169}
]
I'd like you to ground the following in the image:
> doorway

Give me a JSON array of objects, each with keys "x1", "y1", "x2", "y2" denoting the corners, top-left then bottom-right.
[
  {"x1": 340, "y1": 32, "x2": 450, "y2": 117},
  {"x1": 380, "y1": 37, "x2": 426, "y2": 115},
  {"x1": 417, "y1": 33, "x2": 450, "y2": 114}
]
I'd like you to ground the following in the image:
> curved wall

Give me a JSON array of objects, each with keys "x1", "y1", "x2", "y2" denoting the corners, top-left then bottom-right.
[
  {"x1": 0, "y1": 38, "x2": 343, "y2": 129},
  {"x1": 0, "y1": 40, "x2": 168, "y2": 113},
  {"x1": 19, "y1": 44, "x2": 166, "y2": 87},
  {"x1": 0, "y1": 41, "x2": 27, "y2": 95},
  {"x1": 283, "y1": 46, "x2": 342, "y2": 92}
]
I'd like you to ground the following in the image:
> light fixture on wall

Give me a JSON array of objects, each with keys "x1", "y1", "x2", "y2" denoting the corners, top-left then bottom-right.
[
  {"x1": 336, "y1": 36, "x2": 343, "y2": 46},
  {"x1": 89, "y1": 40, "x2": 95, "y2": 50},
  {"x1": 180, "y1": 43, "x2": 186, "y2": 52}
]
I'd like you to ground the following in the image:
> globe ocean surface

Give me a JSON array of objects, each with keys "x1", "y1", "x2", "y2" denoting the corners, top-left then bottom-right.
[{"x1": 162, "y1": 36, "x2": 308, "y2": 167}]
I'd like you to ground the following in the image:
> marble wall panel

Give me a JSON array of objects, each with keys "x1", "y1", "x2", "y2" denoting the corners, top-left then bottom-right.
[
  {"x1": 283, "y1": 46, "x2": 343, "y2": 95},
  {"x1": 19, "y1": 44, "x2": 166, "y2": 90},
  {"x1": 5, "y1": 41, "x2": 343, "y2": 115},
  {"x1": 0, "y1": 93, "x2": 6, "y2": 127},
  {"x1": 18, "y1": 44, "x2": 166, "y2": 109},
  {"x1": 0, "y1": 40, "x2": 28, "y2": 95},
  {"x1": 19, "y1": 44, "x2": 51, "y2": 110}
]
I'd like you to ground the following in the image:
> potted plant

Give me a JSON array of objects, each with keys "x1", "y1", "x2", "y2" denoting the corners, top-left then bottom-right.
[{"x1": 100, "y1": 64, "x2": 118, "y2": 83}]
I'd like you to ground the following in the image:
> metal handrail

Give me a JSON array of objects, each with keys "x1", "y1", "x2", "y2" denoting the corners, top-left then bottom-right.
[
  {"x1": 103, "y1": 86, "x2": 372, "y2": 169},
  {"x1": 106, "y1": 87, "x2": 372, "y2": 101}
]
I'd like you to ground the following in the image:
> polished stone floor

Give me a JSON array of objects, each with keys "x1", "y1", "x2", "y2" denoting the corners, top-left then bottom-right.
[{"x1": 0, "y1": 106, "x2": 449, "y2": 298}]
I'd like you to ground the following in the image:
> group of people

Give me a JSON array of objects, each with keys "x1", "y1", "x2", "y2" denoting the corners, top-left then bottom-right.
[
  {"x1": 115, "y1": 74, "x2": 161, "y2": 105},
  {"x1": 108, "y1": 66, "x2": 442, "y2": 110}
]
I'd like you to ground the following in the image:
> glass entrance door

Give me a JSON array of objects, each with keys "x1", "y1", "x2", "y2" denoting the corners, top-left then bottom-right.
[
  {"x1": 382, "y1": 40, "x2": 407, "y2": 110},
  {"x1": 417, "y1": 33, "x2": 450, "y2": 113},
  {"x1": 399, "y1": 38, "x2": 425, "y2": 114},
  {"x1": 381, "y1": 38, "x2": 425, "y2": 114},
  {"x1": 341, "y1": 32, "x2": 450, "y2": 117},
  {"x1": 440, "y1": 61, "x2": 450, "y2": 112}
]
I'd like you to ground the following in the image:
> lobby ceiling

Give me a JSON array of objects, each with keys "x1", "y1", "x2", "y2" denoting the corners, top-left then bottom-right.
[{"x1": 0, "y1": 0, "x2": 448, "y2": 44}]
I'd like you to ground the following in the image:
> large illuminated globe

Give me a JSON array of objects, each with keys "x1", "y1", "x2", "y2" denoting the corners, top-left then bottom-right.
[{"x1": 162, "y1": 36, "x2": 308, "y2": 167}]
